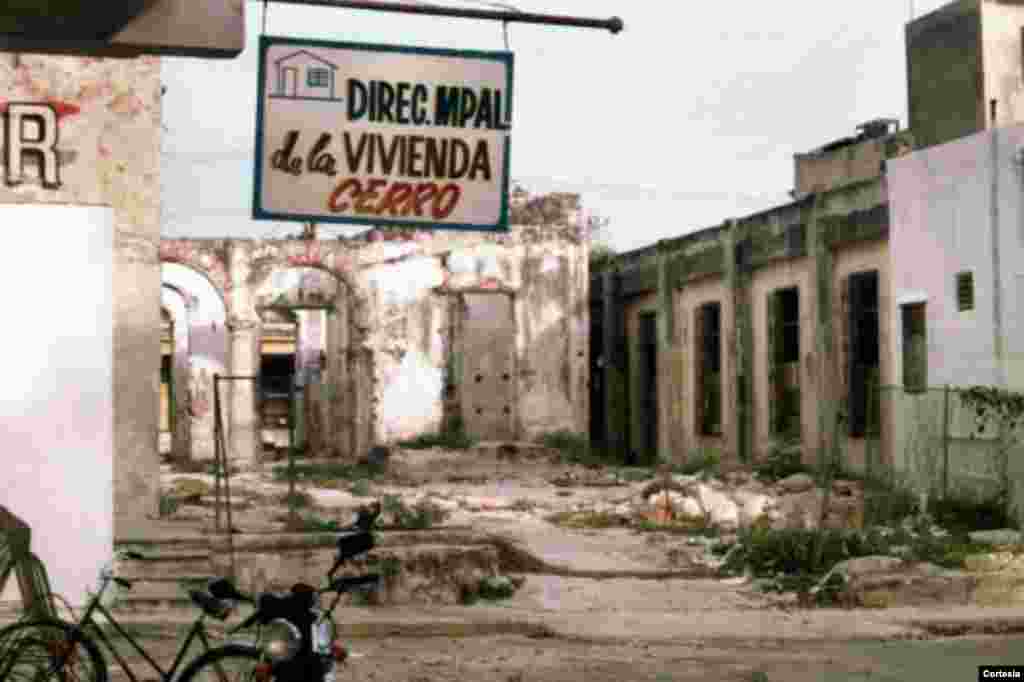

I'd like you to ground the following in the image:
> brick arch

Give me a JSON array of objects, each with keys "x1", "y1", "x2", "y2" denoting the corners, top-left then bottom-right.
[
  {"x1": 244, "y1": 240, "x2": 375, "y2": 460},
  {"x1": 158, "y1": 240, "x2": 230, "y2": 311},
  {"x1": 247, "y1": 240, "x2": 370, "y2": 332}
]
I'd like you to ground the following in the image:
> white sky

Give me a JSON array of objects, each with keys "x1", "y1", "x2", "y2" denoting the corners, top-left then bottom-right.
[{"x1": 160, "y1": 0, "x2": 955, "y2": 253}]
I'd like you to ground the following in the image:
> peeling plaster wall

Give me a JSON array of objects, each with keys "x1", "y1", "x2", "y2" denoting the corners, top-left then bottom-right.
[
  {"x1": 160, "y1": 221, "x2": 586, "y2": 459},
  {"x1": 0, "y1": 55, "x2": 162, "y2": 522}
]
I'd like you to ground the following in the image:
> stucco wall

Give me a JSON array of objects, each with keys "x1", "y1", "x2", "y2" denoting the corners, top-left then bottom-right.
[
  {"x1": 906, "y1": 0, "x2": 984, "y2": 150},
  {"x1": 159, "y1": 223, "x2": 588, "y2": 459},
  {"x1": 886, "y1": 126, "x2": 1024, "y2": 389},
  {"x1": 0, "y1": 55, "x2": 162, "y2": 523},
  {"x1": 981, "y1": 1, "x2": 1024, "y2": 129},
  {"x1": 794, "y1": 138, "x2": 889, "y2": 197}
]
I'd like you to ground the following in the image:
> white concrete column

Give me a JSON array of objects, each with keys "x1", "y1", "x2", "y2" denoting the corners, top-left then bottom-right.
[{"x1": 227, "y1": 317, "x2": 261, "y2": 467}]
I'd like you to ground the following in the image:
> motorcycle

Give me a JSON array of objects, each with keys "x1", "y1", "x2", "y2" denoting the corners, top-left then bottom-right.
[{"x1": 199, "y1": 501, "x2": 382, "y2": 682}]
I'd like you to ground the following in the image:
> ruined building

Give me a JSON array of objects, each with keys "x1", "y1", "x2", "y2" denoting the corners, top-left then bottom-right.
[
  {"x1": 158, "y1": 194, "x2": 590, "y2": 466},
  {"x1": 591, "y1": 0, "x2": 1024, "y2": 519}
]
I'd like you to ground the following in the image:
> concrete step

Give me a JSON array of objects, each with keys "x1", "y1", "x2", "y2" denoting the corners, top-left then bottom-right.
[
  {"x1": 117, "y1": 550, "x2": 215, "y2": 583},
  {"x1": 108, "y1": 581, "x2": 216, "y2": 613}
]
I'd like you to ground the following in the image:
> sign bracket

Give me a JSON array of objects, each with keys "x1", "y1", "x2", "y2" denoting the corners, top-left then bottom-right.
[{"x1": 267, "y1": 0, "x2": 624, "y2": 35}]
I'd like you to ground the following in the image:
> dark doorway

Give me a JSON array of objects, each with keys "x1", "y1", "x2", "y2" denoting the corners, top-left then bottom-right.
[
  {"x1": 589, "y1": 300, "x2": 606, "y2": 448},
  {"x1": 637, "y1": 312, "x2": 658, "y2": 464},
  {"x1": 847, "y1": 270, "x2": 880, "y2": 437},
  {"x1": 697, "y1": 302, "x2": 722, "y2": 436}
]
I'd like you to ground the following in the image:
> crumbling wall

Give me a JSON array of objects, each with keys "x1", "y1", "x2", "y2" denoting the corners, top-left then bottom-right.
[
  {"x1": 160, "y1": 208, "x2": 588, "y2": 460},
  {"x1": 0, "y1": 55, "x2": 162, "y2": 520}
]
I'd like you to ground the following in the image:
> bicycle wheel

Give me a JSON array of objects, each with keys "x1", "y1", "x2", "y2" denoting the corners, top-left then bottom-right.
[
  {"x1": 0, "y1": 620, "x2": 106, "y2": 682},
  {"x1": 175, "y1": 645, "x2": 267, "y2": 682}
]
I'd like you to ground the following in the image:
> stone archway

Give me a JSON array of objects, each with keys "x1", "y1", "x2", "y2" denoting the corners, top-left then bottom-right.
[
  {"x1": 160, "y1": 261, "x2": 229, "y2": 462},
  {"x1": 225, "y1": 240, "x2": 374, "y2": 465}
]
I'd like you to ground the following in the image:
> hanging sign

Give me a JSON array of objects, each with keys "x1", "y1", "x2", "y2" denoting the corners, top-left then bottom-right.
[{"x1": 253, "y1": 36, "x2": 513, "y2": 231}]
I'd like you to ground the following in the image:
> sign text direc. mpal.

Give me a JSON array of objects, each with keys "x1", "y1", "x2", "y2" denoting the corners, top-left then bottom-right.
[{"x1": 347, "y1": 79, "x2": 510, "y2": 130}]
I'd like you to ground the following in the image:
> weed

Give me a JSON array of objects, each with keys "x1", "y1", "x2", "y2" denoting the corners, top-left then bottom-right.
[
  {"x1": 280, "y1": 490, "x2": 314, "y2": 509},
  {"x1": 717, "y1": 521, "x2": 999, "y2": 603},
  {"x1": 158, "y1": 492, "x2": 181, "y2": 518},
  {"x1": 478, "y1": 575, "x2": 517, "y2": 600},
  {"x1": 928, "y1": 490, "x2": 1014, "y2": 534},
  {"x1": 634, "y1": 516, "x2": 718, "y2": 537},
  {"x1": 271, "y1": 461, "x2": 384, "y2": 487},
  {"x1": 349, "y1": 479, "x2": 372, "y2": 497},
  {"x1": 863, "y1": 477, "x2": 921, "y2": 527},
  {"x1": 753, "y1": 440, "x2": 808, "y2": 483},
  {"x1": 674, "y1": 447, "x2": 721, "y2": 477},
  {"x1": 380, "y1": 495, "x2": 450, "y2": 529},
  {"x1": 619, "y1": 467, "x2": 656, "y2": 482},
  {"x1": 545, "y1": 510, "x2": 626, "y2": 529},
  {"x1": 379, "y1": 555, "x2": 401, "y2": 578},
  {"x1": 292, "y1": 514, "x2": 339, "y2": 532},
  {"x1": 397, "y1": 415, "x2": 475, "y2": 450}
]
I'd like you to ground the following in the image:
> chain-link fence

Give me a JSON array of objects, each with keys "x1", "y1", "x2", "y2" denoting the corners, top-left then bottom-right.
[{"x1": 864, "y1": 384, "x2": 1013, "y2": 524}]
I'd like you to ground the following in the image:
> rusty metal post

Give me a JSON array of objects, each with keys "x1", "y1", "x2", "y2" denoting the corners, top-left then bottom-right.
[
  {"x1": 214, "y1": 374, "x2": 237, "y2": 580},
  {"x1": 288, "y1": 376, "x2": 298, "y2": 527},
  {"x1": 942, "y1": 385, "x2": 951, "y2": 500}
]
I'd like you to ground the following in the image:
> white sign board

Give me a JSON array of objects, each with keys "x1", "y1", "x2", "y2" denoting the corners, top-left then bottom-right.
[
  {"x1": 253, "y1": 36, "x2": 513, "y2": 231},
  {"x1": 0, "y1": 204, "x2": 113, "y2": 609}
]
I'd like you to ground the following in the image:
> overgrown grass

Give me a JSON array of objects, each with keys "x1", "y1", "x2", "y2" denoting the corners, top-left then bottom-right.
[
  {"x1": 673, "y1": 447, "x2": 721, "y2": 477},
  {"x1": 753, "y1": 443, "x2": 809, "y2": 483},
  {"x1": 271, "y1": 461, "x2": 385, "y2": 486},
  {"x1": 538, "y1": 430, "x2": 619, "y2": 468},
  {"x1": 280, "y1": 490, "x2": 314, "y2": 509},
  {"x1": 349, "y1": 479, "x2": 372, "y2": 497},
  {"x1": 380, "y1": 494, "x2": 450, "y2": 529},
  {"x1": 929, "y1": 489, "x2": 1015, "y2": 534},
  {"x1": 158, "y1": 492, "x2": 181, "y2": 518},
  {"x1": 545, "y1": 510, "x2": 627, "y2": 529},
  {"x1": 714, "y1": 520, "x2": 997, "y2": 601},
  {"x1": 461, "y1": 575, "x2": 523, "y2": 605},
  {"x1": 290, "y1": 513, "x2": 340, "y2": 532},
  {"x1": 634, "y1": 516, "x2": 720, "y2": 537},
  {"x1": 396, "y1": 416, "x2": 475, "y2": 450}
]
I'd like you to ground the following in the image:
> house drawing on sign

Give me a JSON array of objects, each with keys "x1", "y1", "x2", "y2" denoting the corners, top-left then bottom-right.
[{"x1": 272, "y1": 50, "x2": 342, "y2": 101}]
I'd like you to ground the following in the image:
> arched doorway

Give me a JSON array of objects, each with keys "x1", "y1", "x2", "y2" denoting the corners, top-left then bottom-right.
[
  {"x1": 160, "y1": 263, "x2": 229, "y2": 462},
  {"x1": 253, "y1": 265, "x2": 353, "y2": 458}
]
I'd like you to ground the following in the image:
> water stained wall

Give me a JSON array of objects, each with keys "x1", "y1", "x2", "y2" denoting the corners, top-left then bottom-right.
[{"x1": 160, "y1": 211, "x2": 589, "y2": 462}]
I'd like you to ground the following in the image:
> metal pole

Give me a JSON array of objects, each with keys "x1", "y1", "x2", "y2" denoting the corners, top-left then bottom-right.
[
  {"x1": 288, "y1": 376, "x2": 298, "y2": 527},
  {"x1": 214, "y1": 374, "x2": 237, "y2": 580},
  {"x1": 213, "y1": 375, "x2": 223, "y2": 534},
  {"x1": 942, "y1": 385, "x2": 951, "y2": 499},
  {"x1": 268, "y1": 0, "x2": 625, "y2": 34}
]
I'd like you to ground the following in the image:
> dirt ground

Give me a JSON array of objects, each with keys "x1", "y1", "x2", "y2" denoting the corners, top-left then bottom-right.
[
  {"x1": 140, "y1": 444, "x2": 1024, "y2": 680},
  {"x1": 108, "y1": 625, "x2": 1024, "y2": 682}
]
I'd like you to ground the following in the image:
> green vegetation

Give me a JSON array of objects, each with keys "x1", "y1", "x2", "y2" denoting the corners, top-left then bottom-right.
[
  {"x1": 271, "y1": 460, "x2": 384, "y2": 486},
  {"x1": 380, "y1": 494, "x2": 450, "y2": 529},
  {"x1": 158, "y1": 492, "x2": 181, "y2": 518},
  {"x1": 396, "y1": 415, "x2": 475, "y2": 450},
  {"x1": 545, "y1": 510, "x2": 627, "y2": 529},
  {"x1": 280, "y1": 490, "x2": 313, "y2": 509},
  {"x1": 752, "y1": 441, "x2": 808, "y2": 483},
  {"x1": 537, "y1": 430, "x2": 618, "y2": 467},
  {"x1": 714, "y1": 520, "x2": 996, "y2": 602},
  {"x1": 461, "y1": 574, "x2": 523, "y2": 605},
  {"x1": 674, "y1": 447, "x2": 721, "y2": 477},
  {"x1": 348, "y1": 479, "x2": 372, "y2": 497}
]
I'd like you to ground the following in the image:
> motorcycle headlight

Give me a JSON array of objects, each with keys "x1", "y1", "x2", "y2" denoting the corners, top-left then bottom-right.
[{"x1": 262, "y1": 619, "x2": 302, "y2": 663}]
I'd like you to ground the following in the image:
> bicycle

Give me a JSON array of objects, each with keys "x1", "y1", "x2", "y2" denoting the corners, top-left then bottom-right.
[{"x1": 0, "y1": 550, "x2": 238, "y2": 682}]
